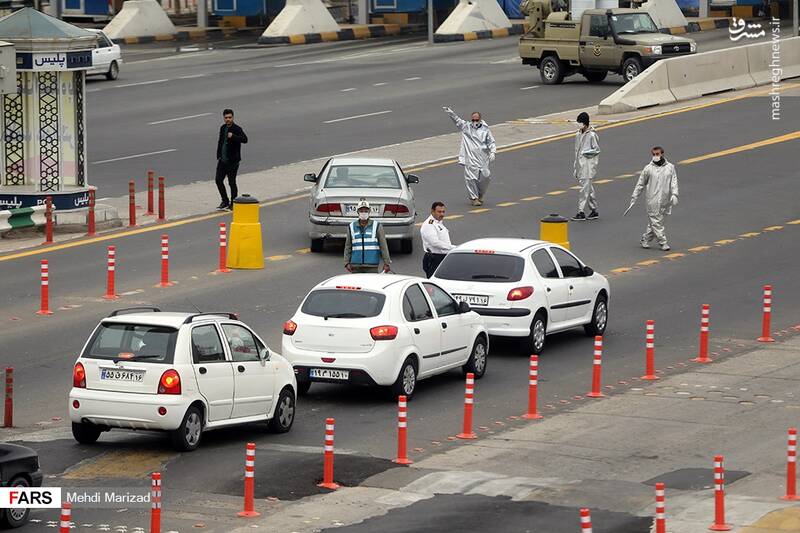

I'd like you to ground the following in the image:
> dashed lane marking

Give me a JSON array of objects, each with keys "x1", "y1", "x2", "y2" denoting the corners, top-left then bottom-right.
[
  {"x1": 469, "y1": 208, "x2": 491, "y2": 213},
  {"x1": 636, "y1": 260, "x2": 660, "y2": 266},
  {"x1": 788, "y1": 219, "x2": 800, "y2": 225},
  {"x1": 521, "y1": 196, "x2": 542, "y2": 201},
  {"x1": 688, "y1": 246, "x2": 711, "y2": 252},
  {"x1": 764, "y1": 225, "x2": 783, "y2": 231},
  {"x1": 715, "y1": 239, "x2": 737, "y2": 245},
  {"x1": 295, "y1": 248, "x2": 311, "y2": 254},
  {"x1": 547, "y1": 190, "x2": 566, "y2": 196},
  {"x1": 739, "y1": 232, "x2": 760, "y2": 238},
  {"x1": 569, "y1": 185, "x2": 582, "y2": 190},
  {"x1": 266, "y1": 255, "x2": 292, "y2": 261},
  {"x1": 663, "y1": 253, "x2": 685, "y2": 259},
  {"x1": 444, "y1": 214, "x2": 463, "y2": 220},
  {"x1": 593, "y1": 179, "x2": 614, "y2": 184},
  {"x1": 496, "y1": 202, "x2": 518, "y2": 207},
  {"x1": 611, "y1": 267, "x2": 632, "y2": 274}
]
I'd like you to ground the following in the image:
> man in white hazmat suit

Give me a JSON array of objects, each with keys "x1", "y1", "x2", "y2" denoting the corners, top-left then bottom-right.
[
  {"x1": 627, "y1": 146, "x2": 679, "y2": 251},
  {"x1": 442, "y1": 107, "x2": 497, "y2": 206},
  {"x1": 572, "y1": 112, "x2": 600, "y2": 221}
]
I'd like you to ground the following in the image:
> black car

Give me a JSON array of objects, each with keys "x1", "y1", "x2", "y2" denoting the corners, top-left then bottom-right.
[{"x1": 0, "y1": 444, "x2": 43, "y2": 529}]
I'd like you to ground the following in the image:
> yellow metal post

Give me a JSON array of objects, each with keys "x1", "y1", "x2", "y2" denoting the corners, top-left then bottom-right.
[
  {"x1": 539, "y1": 214, "x2": 569, "y2": 249},
  {"x1": 227, "y1": 194, "x2": 264, "y2": 269}
]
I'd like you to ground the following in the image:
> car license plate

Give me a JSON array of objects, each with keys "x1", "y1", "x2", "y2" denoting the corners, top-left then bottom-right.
[
  {"x1": 309, "y1": 368, "x2": 350, "y2": 380},
  {"x1": 344, "y1": 204, "x2": 381, "y2": 216},
  {"x1": 453, "y1": 294, "x2": 489, "y2": 306},
  {"x1": 100, "y1": 369, "x2": 145, "y2": 382}
]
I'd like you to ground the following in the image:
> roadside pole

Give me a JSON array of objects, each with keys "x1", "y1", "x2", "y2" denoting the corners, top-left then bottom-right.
[
  {"x1": 699, "y1": 0, "x2": 707, "y2": 19},
  {"x1": 358, "y1": 0, "x2": 367, "y2": 24},
  {"x1": 794, "y1": 0, "x2": 798, "y2": 37},
  {"x1": 197, "y1": 0, "x2": 208, "y2": 28},
  {"x1": 428, "y1": 0, "x2": 434, "y2": 44}
]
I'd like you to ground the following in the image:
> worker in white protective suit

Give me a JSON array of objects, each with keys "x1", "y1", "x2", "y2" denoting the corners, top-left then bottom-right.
[
  {"x1": 572, "y1": 112, "x2": 600, "y2": 221},
  {"x1": 442, "y1": 107, "x2": 497, "y2": 206},
  {"x1": 626, "y1": 146, "x2": 679, "y2": 251}
]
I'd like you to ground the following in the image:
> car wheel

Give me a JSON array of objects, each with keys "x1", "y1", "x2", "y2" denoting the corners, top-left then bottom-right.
[
  {"x1": 400, "y1": 238, "x2": 413, "y2": 254},
  {"x1": 584, "y1": 294, "x2": 608, "y2": 337},
  {"x1": 527, "y1": 312, "x2": 547, "y2": 355},
  {"x1": 583, "y1": 70, "x2": 608, "y2": 83},
  {"x1": 0, "y1": 476, "x2": 30, "y2": 528},
  {"x1": 310, "y1": 238, "x2": 324, "y2": 253},
  {"x1": 539, "y1": 56, "x2": 565, "y2": 85},
  {"x1": 171, "y1": 405, "x2": 203, "y2": 451},
  {"x1": 268, "y1": 387, "x2": 295, "y2": 433},
  {"x1": 72, "y1": 421, "x2": 102, "y2": 444},
  {"x1": 390, "y1": 357, "x2": 417, "y2": 399},
  {"x1": 622, "y1": 57, "x2": 643, "y2": 82},
  {"x1": 297, "y1": 380, "x2": 312, "y2": 395},
  {"x1": 106, "y1": 60, "x2": 119, "y2": 81},
  {"x1": 462, "y1": 335, "x2": 488, "y2": 378}
]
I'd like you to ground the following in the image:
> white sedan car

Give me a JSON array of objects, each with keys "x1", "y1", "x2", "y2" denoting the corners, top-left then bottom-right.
[
  {"x1": 87, "y1": 29, "x2": 121, "y2": 80},
  {"x1": 282, "y1": 274, "x2": 488, "y2": 398},
  {"x1": 432, "y1": 238, "x2": 610, "y2": 355},
  {"x1": 69, "y1": 308, "x2": 297, "y2": 451}
]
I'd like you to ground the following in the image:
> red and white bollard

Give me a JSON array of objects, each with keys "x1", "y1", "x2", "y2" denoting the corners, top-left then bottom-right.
[
  {"x1": 103, "y1": 245, "x2": 119, "y2": 300},
  {"x1": 579, "y1": 507, "x2": 592, "y2": 533},
  {"x1": 216, "y1": 223, "x2": 231, "y2": 273},
  {"x1": 146, "y1": 170, "x2": 155, "y2": 216},
  {"x1": 36, "y1": 259, "x2": 53, "y2": 315},
  {"x1": 43, "y1": 195, "x2": 54, "y2": 245},
  {"x1": 758, "y1": 285, "x2": 775, "y2": 342},
  {"x1": 709, "y1": 455, "x2": 732, "y2": 531},
  {"x1": 238, "y1": 442, "x2": 260, "y2": 517},
  {"x1": 158, "y1": 235, "x2": 173, "y2": 288},
  {"x1": 523, "y1": 355, "x2": 543, "y2": 420},
  {"x1": 781, "y1": 428, "x2": 799, "y2": 501},
  {"x1": 128, "y1": 180, "x2": 136, "y2": 227},
  {"x1": 150, "y1": 472, "x2": 162, "y2": 533},
  {"x1": 586, "y1": 336, "x2": 605, "y2": 398},
  {"x1": 157, "y1": 176, "x2": 166, "y2": 222},
  {"x1": 318, "y1": 418, "x2": 339, "y2": 489},
  {"x1": 692, "y1": 304, "x2": 712, "y2": 363},
  {"x1": 642, "y1": 320, "x2": 659, "y2": 380},
  {"x1": 59, "y1": 501, "x2": 72, "y2": 533},
  {"x1": 86, "y1": 187, "x2": 96, "y2": 237},
  {"x1": 3, "y1": 367, "x2": 12, "y2": 428},
  {"x1": 394, "y1": 395, "x2": 413, "y2": 464},
  {"x1": 457, "y1": 372, "x2": 477, "y2": 439},
  {"x1": 655, "y1": 482, "x2": 666, "y2": 533}
]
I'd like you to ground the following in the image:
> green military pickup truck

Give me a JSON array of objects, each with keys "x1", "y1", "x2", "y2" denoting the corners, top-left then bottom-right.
[{"x1": 518, "y1": 5, "x2": 697, "y2": 84}]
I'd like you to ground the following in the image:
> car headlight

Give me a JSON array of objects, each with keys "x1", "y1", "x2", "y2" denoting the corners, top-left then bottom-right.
[
  {"x1": 690, "y1": 42, "x2": 697, "y2": 53},
  {"x1": 643, "y1": 45, "x2": 662, "y2": 55}
]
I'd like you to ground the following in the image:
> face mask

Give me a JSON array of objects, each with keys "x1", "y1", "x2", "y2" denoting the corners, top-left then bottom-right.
[
  {"x1": 358, "y1": 212, "x2": 369, "y2": 221},
  {"x1": 652, "y1": 156, "x2": 660, "y2": 163}
]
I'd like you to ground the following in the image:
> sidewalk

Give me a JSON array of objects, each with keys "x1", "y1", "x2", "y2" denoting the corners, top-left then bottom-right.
[{"x1": 228, "y1": 329, "x2": 800, "y2": 533}]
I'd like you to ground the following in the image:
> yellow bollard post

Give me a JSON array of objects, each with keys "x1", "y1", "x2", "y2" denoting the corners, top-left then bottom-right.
[
  {"x1": 539, "y1": 214, "x2": 570, "y2": 249},
  {"x1": 227, "y1": 194, "x2": 264, "y2": 269}
]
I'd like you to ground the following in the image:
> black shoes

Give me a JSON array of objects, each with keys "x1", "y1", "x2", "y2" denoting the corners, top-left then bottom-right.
[
  {"x1": 587, "y1": 210, "x2": 599, "y2": 220},
  {"x1": 216, "y1": 201, "x2": 229, "y2": 211},
  {"x1": 572, "y1": 212, "x2": 586, "y2": 221}
]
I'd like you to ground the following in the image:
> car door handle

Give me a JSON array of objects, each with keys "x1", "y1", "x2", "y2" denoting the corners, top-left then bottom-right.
[
  {"x1": 441, "y1": 322, "x2": 448, "y2": 329},
  {"x1": 546, "y1": 287, "x2": 551, "y2": 292},
  {"x1": 198, "y1": 367, "x2": 207, "y2": 375},
  {"x1": 237, "y1": 365, "x2": 245, "y2": 373},
  {"x1": 570, "y1": 285, "x2": 574, "y2": 290},
  {"x1": 414, "y1": 328, "x2": 420, "y2": 334}
]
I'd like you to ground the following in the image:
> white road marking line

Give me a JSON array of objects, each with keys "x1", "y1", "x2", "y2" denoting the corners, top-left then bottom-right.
[
  {"x1": 520, "y1": 85, "x2": 540, "y2": 90},
  {"x1": 126, "y1": 51, "x2": 216, "y2": 65},
  {"x1": 405, "y1": 77, "x2": 421, "y2": 81},
  {"x1": 340, "y1": 87, "x2": 357, "y2": 92},
  {"x1": 92, "y1": 149, "x2": 177, "y2": 165},
  {"x1": 178, "y1": 73, "x2": 207, "y2": 79},
  {"x1": 373, "y1": 82, "x2": 388, "y2": 86},
  {"x1": 323, "y1": 110, "x2": 392, "y2": 124},
  {"x1": 148, "y1": 113, "x2": 212, "y2": 125},
  {"x1": 490, "y1": 57, "x2": 520, "y2": 64},
  {"x1": 113, "y1": 79, "x2": 169, "y2": 88}
]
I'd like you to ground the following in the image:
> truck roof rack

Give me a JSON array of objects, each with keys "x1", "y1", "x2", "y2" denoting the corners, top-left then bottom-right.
[
  {"x1": 108, "y1": 307, "x2": 162, "y2": 317},
  {"x1": 183, "y1": 312, "x2": 239, "y2": 324}
]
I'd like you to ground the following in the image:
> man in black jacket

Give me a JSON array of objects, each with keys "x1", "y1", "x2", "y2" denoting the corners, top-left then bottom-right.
[{"x1": 215, "y1": 109, "x2": 248, "y2": 210}]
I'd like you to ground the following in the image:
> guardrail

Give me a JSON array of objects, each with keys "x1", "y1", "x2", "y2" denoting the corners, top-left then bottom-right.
[{"x1": 0, "y1": 204, "x2": 52, "y2": 233}]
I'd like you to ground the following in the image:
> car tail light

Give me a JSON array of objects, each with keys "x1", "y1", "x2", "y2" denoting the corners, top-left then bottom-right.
[
  {"x1": 73, "y1": 363, "x2": 86, "y2": 388},
  {"x1": 158, "y1": 370, "x2": 181, "y2": 395},
  {"x1": 336, "y1": 286, "x2": 361, "y2": 290},
  {"x1": 507, "y1": 286, "x2": 534, "y2": 301},
  {"x1": 383, "y1": 204, "x2": 410, "y2": 216},
  {"x1": 316, "y1": 203, "x2": 342, "y2": 216},
  {"x1": 283, "y1": 320, "x2": 298, "y2": 335},
  {"x1": 474, "y1": 249, "x2": 495, "y2": 254},
  {"x1": 370, "y1": 325, "x2": 398, "y2": 340}
]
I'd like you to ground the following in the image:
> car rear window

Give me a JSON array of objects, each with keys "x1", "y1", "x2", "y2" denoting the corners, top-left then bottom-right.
[
  {"x1": 435, "y1": 253, "x2": 525, "y2": 283},
  {"x1": 82, "y1": 323, "x2": 178, "y2": 364},
  {"x1": 301, "y1": 289, "x2": 386, "y2": 318},
  {"x1": 324, "y1": 165, "x2": 401, "y2": 189}
]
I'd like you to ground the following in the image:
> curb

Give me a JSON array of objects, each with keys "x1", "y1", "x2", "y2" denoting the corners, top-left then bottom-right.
[
  {"x1": 433, "y1": 23, "x2": 528, "y2": 43},
  {"x1": 112, "y1": 27, "x2": 262, "y2": 45},
  {"x1": 257, "y1": 23, "x2": 422, "y2": 45},
  {"x1": 662, "y1": 17, "x2": 731, "y2": 35}
]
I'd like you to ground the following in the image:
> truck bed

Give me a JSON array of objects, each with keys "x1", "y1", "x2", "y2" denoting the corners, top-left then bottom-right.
[{"x1": 518, "y1": 36, "x2": 581, "y2": 64}]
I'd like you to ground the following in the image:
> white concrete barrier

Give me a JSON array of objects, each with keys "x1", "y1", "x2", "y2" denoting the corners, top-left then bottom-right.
[
  {"x1": 779, "y1": 36, "x2": 800, "y2": 79},
  {"x1": 435, "y1": 0, "x2": 512, "y2": 35},
  {"x1": 598, "y1": 60, "x2": 675, "y2": 113},
  {"x1": 641, "y1": 0, "x2": 687, "y2": 29},
  {"x1": 103, "y1": 0, "x2": 177, "y2": 40},
  {"x1": 261, "y1": 0, "x2": 340, "y2": 39},
  {"x1": 667, "y1": 46, "x2": 754, "y2": 101}
]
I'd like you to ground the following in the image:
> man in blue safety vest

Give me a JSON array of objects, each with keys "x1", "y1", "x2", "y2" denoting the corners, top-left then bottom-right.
[{"x1": 344, "y1": 199, "x2": 391, "y2": 274}]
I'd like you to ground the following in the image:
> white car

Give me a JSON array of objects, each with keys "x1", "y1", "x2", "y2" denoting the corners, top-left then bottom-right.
[
  {"x1": 87, "y1": 29, "x2": 121, "y2": 80},
  {"x1": 69, "y1": 308, "x2": 297, "y2": 451},
  {"x1": 282, "y1": 274, "x2": 488, "y2": 398},
  {"x1": 431, "y1": 238, "x2": 610, "y2": 355}
]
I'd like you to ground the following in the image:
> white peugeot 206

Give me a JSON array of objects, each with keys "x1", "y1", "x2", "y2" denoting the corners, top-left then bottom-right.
[
  {"x1": 282, "y1": 274, "x2": 488, "y2": 398},
  {"x1": 69, "y1": 308, "x2": 298, "y2": 451},
  {"x1": 431, "y1": 238, "x2": 610, "y2": 355}
]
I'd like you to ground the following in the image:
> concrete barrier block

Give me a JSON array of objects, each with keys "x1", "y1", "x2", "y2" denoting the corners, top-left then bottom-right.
[
  {"x1": 103, "y1": 0, "x2": 176, "y2": 40},
  {"x1": 261, "y1": 0, "x2": 340, "y2": 38},
  {"x1": 747, "y1": 40, "x2": 774, "y2": 85},
  {"x1": 598, "y1": 60, "x2": 675, "y2": 114},
  {"x1": 435, "y1": 0, "x2": 511, "y2": 35},
  {"x1": 778, "y1": 36, "x2": 800, "y2": 80},
  {"x1": 667, "y1": 46, "x2": 754, "y2": 101}
]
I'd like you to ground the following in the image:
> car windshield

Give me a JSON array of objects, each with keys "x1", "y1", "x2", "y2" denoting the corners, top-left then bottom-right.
[
  {"x1": 82, "y1": 323, "x2": 178, "y2": 363},
  {"x1": 324, "y1": 165, "x2": 401, "y2": 189},
  {"x1": 301, "y1": 289, "x2": 386, "y2": 318},
  {"x1": 435, "y1": 253, "x2": 525, "y2": 283},
  {"x1": 611, "y1": 13, "x2": 659, "y2": 33}
]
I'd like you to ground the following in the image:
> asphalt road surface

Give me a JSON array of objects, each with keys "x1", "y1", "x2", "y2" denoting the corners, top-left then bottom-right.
[{"x1": 2, "y1": 86, "x2": 798, "y2": 530}]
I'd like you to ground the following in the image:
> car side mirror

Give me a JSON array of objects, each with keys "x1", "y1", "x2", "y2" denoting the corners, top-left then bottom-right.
[
  {"x1": 304, "y1": 173, "x2": 317, "y2": 183},
  {"x1": 583, "y1": 266, "x2": 594, "y2": 277},
  {"x1": 259, "y1": 348, "x2": 270, "y2": 361},
  {"x1": 406, "y1": 174, "x2": 420, "y2": 184},
  {"x1": 458, "y1": 301, "x2": 471, "y2": 314}
]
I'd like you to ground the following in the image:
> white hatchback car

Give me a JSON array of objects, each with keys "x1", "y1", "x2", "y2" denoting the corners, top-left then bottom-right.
[
  {"x1": 87, "y1": 29, "x2": 122, "y2": 80},
  {"x1": 431, "y1": 238, "x2": 610, "y2": 355},
  {"x1": 69, "y1": 308, "x2": 297, "y2": 451},
  {"x1": 282, "y1": 274, "x2": 488, "y2": 398}
]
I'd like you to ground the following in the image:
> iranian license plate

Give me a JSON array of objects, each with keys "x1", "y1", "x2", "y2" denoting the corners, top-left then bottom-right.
[
  {"x1": 453, "y1": 294, "x2": 489, "y2": 306},
  {"x1": 309, "y1": 368, "x2": 350, "y2": 380},
  {"x1": 100, "y1": 369, "x2": 145, "y2": 382},
  {"x1": 344, "y1": 204, "x2": 381, "y2": 216}
]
